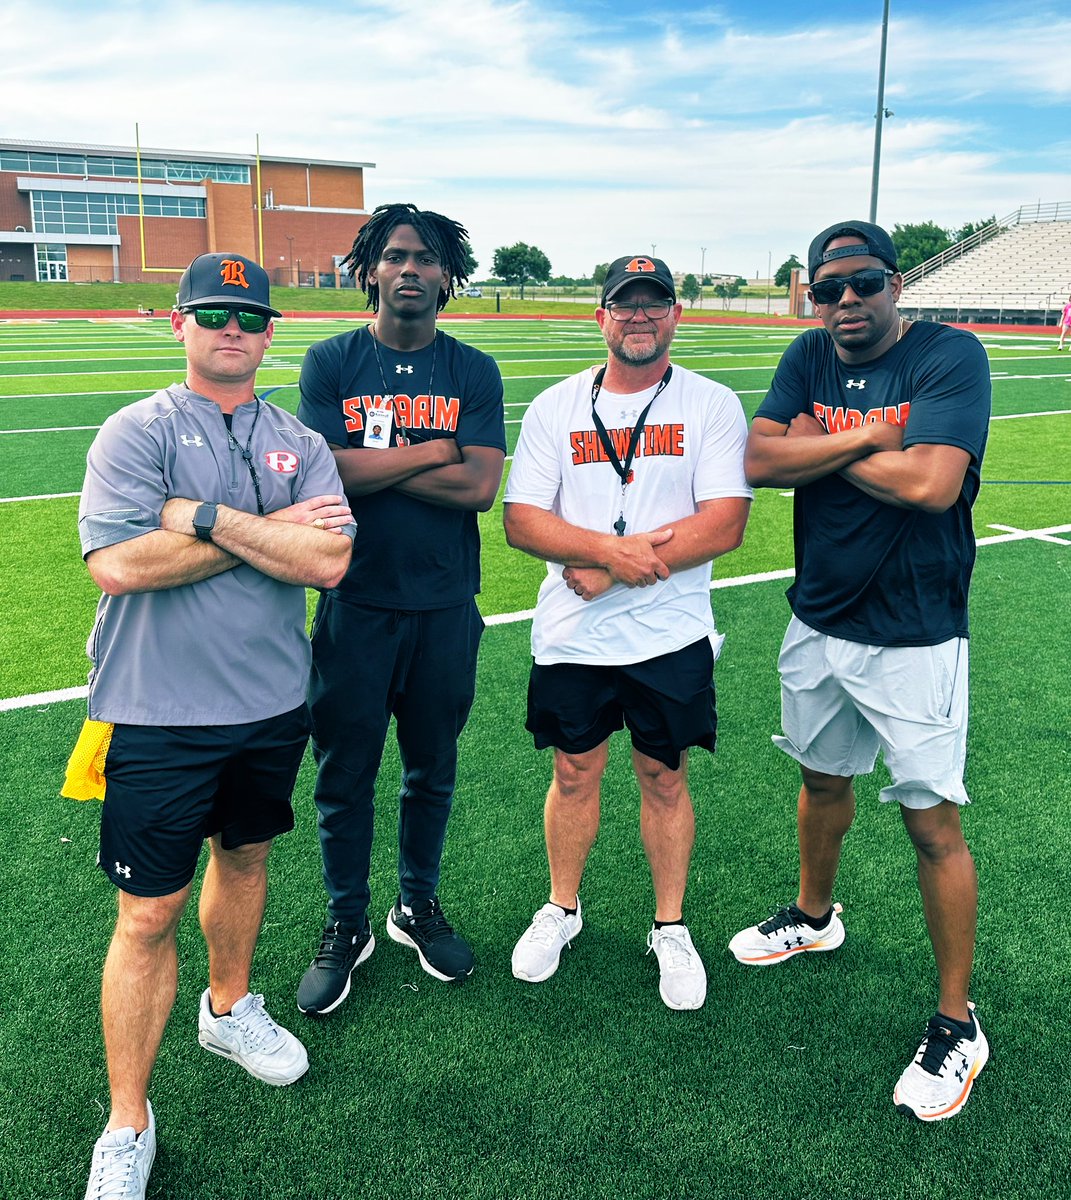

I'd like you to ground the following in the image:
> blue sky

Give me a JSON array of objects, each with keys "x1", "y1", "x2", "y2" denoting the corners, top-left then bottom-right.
[{"x1": 4, "y1": 0, "x2": 1069, "y2": 278}]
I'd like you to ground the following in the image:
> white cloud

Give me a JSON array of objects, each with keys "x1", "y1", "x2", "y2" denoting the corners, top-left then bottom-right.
[{"x1": 3, "y1": 0, "x2": 1069, "y2": 276}]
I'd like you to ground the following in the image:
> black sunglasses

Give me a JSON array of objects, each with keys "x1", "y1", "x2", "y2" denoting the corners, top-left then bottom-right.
[
  {"x1": 810, "y1": 269, "x2": 894, "y2": 306},
  {"x1": 186, "y1": 307, "x2": 272, "y2": 333}
]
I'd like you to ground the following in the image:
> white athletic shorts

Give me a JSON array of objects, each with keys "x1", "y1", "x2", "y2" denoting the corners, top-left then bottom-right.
[{"x1": 772, "y1": 616, "x2": 970, "y2": 810}]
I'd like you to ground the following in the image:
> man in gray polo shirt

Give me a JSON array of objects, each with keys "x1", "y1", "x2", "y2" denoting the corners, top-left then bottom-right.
[{"x1": 77, "y1": 253, "x2": 354, "y2": 1200}]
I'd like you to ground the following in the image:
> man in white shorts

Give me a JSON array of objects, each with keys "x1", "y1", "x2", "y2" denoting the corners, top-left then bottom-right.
[
  {"x1": 728, "y1": 220, "x2": 992, "y2": 1120},
  {"x1": 504, "y1": 255, "x2": 751, "y2": 1010}
]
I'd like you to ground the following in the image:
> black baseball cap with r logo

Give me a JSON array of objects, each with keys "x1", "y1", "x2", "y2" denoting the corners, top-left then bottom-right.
[{"x1": 176, "y1": 253, "x2": 281, "y2": 316}]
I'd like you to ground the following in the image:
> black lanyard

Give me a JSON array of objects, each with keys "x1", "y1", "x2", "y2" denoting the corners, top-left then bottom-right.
[
  {"x1": 225, "y1": 399, "x2": 266, "y2": 516},
  {"x1": 590, "y1": 365, "x2": 672, "y2": 535}
]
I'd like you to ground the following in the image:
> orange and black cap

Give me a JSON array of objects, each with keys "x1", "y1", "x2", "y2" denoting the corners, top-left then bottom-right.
[
  {"x1": 601, "y1": 255, "x2": 676, "y2": 306},
  {"x1": 176, "y1": 253, "x2": 281, "y2": 317}
]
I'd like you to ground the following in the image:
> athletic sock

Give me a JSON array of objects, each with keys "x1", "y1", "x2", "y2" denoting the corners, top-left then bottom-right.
[
  {"x1": 937, "y1": 1010, "x2": 977, "y2": 1040},
  {"x1": 551, "y1": 902, "x2": 577, "y2": 917},
  {"x1": 653, "y1": 918, "x2": 683, "y2": 929},
  {"x1": 791, "y1": 903, "x2": 832, "y2": 930}
]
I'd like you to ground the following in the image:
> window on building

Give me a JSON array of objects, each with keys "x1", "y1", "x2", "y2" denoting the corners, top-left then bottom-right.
[
  {"x1": 30, "y1": 190, "x2": 206, "y2": 235},
  {"x1": 2, "y1": 149, "x2": 249, "y2": 184}
]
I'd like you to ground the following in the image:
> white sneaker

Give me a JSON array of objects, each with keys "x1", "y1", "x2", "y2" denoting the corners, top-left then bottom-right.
[
  {"x1": 728, "y1": 903, "x2": 845, "y2": 966},
  {"x1": 197, "y1": 989, "x2": 309, "y2": 1086},
  {"x1": 646, "y1": 924, "x2": 707, "y2": 1010},
  {"x1": 84, "y1": 1100, "x2": 156, "y2": 1200},
  {"x1": 893, "y1": 1003, "x2": 989, "y2": 1121},
  {"x1": 511, "y1": 898, "x2": 583, "y2": 983}
]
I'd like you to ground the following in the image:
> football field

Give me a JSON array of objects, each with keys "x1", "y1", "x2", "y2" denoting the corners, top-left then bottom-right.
[{"x1": 1, "y1": 316, "x2": 1070, "y2": 1199}]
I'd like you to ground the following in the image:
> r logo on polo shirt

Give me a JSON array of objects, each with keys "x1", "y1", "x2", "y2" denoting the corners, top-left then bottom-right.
[{"x1": 265, "y1": 451, "x2": 299, "y2": 473}]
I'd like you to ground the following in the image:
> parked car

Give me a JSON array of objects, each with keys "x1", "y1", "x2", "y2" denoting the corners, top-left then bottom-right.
[{"x1": 462, "y1": 287, "x2": 483, "y2": 298}]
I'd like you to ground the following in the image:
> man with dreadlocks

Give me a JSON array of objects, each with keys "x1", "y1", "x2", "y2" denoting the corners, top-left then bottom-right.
[{"x1": 295, "y1": 203, "x2": 505, "y2": 1013}]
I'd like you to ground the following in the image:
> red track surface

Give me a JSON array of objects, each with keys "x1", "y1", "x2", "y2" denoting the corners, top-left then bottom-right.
[{"x1": 0, "y1": 310, "x2": 1058, "y2": 335}]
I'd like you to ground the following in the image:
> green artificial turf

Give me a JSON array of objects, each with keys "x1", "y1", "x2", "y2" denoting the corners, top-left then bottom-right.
[{"x1": 1, "y1": 317, "x2": 1069, "y2": 1198}]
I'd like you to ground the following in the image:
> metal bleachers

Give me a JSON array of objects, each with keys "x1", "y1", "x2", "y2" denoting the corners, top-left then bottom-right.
[{"x1": 898, "y1": 202, "x2": 1071, "y2": 324}]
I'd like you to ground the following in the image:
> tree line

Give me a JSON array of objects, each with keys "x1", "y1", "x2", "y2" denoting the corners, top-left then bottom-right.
[
  {"x1": 773, "y1": 216, "x2": 998, "y2": 286},
  {"x1": 470, "y1": 216, "x2": 999, "y2": 300}
]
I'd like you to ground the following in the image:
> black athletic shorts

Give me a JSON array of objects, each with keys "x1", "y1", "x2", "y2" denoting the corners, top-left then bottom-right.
[
  {"x1": 99, "y1": 704, "x2": 310, "y2": 897},
  {"x1": 526, "y1": 638, "x2": 717, "y2": 770}
]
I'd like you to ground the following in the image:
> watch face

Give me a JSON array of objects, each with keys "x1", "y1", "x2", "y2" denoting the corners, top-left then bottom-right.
[{"x1": 194, "y1": 502, "x2": 217, "y2": 539}]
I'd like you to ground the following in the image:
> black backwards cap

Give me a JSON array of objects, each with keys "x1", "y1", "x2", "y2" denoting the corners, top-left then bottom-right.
[
  {"x1": 601, "y1": 255, "x2": 676, "y2": 306},
  {"x1": 807, "y1": 221, "x2": 898, "y2": 278},
  {"x1": 176, "y1": 252, "x2": 281, "y2": 317}
]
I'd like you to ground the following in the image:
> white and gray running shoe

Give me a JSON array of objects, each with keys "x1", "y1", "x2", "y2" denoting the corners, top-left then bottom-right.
[
  {"x1": 647, "y1": 924, "x2": 707, "y2": 1010},
  {"x1": 198, "y1": 990, "x2": 309, "y2": 1086},
  {"x1": 84, "y1": 1099, "x2": 156, "y2": 1200},
  {"x1": 511, "y1": 898, "x2": 583, "y2": 983}
]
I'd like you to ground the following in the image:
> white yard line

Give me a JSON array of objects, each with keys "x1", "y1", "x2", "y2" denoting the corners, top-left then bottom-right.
[
  {"x1": 0, "y1": 425, "x2": 100, "y2": 434},
  {"x1": 5, "y1": 526, "x2": 1069, "y2": 713},
  {"x1": 0, "y1": 491, "x2": 80, "y2": 502}
]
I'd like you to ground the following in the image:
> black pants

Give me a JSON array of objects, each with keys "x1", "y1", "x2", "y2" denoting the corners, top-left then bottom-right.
[{"x1": 308, "y1": 594, "x2": 483, "y2": 924}]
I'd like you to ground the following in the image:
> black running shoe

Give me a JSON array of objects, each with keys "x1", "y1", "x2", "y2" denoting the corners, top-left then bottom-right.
[
  {"x1": 297, "y1": 919, "x2": 375, "y2": 1015},
  {"x1": 386, "y1": 896, "x2": 474, "y2": 981}
]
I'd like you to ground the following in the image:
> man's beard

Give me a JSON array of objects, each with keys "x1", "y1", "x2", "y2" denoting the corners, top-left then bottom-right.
[{"x1": 609, "y1": 330, "x2": 668, "y2": 366}]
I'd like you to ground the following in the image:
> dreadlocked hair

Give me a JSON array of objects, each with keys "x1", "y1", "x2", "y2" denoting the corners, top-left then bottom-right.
[{"x1": 341, "y1": 202, "x2": 470, "y2": 313}]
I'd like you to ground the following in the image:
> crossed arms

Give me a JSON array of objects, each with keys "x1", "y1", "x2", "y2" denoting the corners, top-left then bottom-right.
[
  {"x1": 503, "y1": 497, "x2": 751, "y2": 602},
  {"x1": 745, "y1": 412, "x2": 970, "y2": 513},
  {"x1": 327, "y1": 438, "x2": 504, "y2": 512},
  {"x1": 86, "y1": 495, "x2": 354, "y2": 596}
]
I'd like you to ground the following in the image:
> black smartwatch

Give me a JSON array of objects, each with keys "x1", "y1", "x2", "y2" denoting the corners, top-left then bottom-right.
[{"x1": 192, "y1": 501, "x2": 218, "y2": 542}]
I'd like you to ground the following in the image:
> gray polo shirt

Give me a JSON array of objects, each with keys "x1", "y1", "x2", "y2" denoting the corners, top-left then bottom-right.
[{"x1": 79, "y1": 384, "x2": 354, "y2": 725}]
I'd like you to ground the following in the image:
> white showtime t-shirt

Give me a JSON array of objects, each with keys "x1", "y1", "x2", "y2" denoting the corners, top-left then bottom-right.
[{"x1": 505, "y1": 364, "x2": 752, "y2": 665}]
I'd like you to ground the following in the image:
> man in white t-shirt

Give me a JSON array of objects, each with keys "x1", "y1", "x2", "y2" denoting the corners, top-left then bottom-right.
[{"x1": 503, "y1": 255, "x2": 752, "y2": 1009}]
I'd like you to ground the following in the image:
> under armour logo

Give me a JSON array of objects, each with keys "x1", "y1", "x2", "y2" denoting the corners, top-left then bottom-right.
[
  {"x1": 784, "y1": 937, "x2": 804, "y2": 949},
  {"x1": 180, "y1": 434, "x2": 204, "y2": 447},
  {"x1": 395, "y1": 364, "x2": 414, "y2": 375},
  {"x1": 619, "y1": 408, "x2": 639, "y2": 422},
  {"x1": 114, "y1": 862, "x2": 132, "y2": 879},
  {"x1": 845, "y1": 379, "x2": 867, "y2": 390},
  {"x1": 219, "y1": 259, "x2": 249, "y2": 289}
]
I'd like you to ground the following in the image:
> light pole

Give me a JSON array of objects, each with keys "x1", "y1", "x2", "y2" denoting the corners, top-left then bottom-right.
[
  {"x1": 285, "y1": 235, "x2": 295, "y2": 286},
  {"x1": 767, "y1": 250, "x2": 772, "y2": 314},
  {"x1": 700, "y1": 247, "x2": 706, "y2": 309},
  {"x1": 869, "y1": 0, "x2": 891, "y2": 223}
]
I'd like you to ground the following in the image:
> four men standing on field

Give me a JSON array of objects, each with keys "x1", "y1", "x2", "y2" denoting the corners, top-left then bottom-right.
[{"x1": 73, "y1": 216, "x2": 990, "y2": 1200}]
